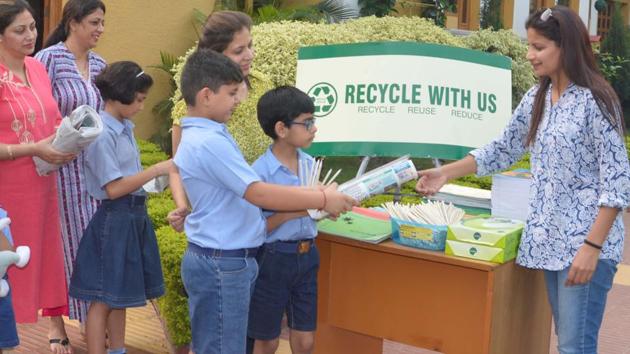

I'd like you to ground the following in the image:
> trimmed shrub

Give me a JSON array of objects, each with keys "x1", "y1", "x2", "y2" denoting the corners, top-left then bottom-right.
[
  {"x1": 155, "y1": 225, "x2": 190, "y2": 347},
  {"x1": 138, "y1": 139, "x2": 170, "y2": 168},
  {"x1": 251, "y1": 16, "x2": 464, "y2": 87},
  {"x1": 463, "y1": 29, "x2": 535, "y2": 109},
  {"x1": 147, "y1": 190, "x2": 175, "y2": 230},
  {"x1": 171, "y1": 46, "x2": 274, "y2": 163}
]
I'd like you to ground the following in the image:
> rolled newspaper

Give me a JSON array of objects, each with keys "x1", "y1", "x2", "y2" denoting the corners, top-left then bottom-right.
[
  {"x1": 308, "y1": 155, "x2": 418, "y2": 220},
  {"x1": 33, "y1": 105, "x2": 103, "y2": 176}
]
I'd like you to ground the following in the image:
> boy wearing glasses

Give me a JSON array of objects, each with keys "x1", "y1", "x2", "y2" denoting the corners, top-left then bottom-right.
[{"x1": 247, "y1": 86, "x2": 320, "y2": 354}]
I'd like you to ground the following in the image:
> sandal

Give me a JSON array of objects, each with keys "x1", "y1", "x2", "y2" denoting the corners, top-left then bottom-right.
[{"x1": 49, "y1": 338, "x2": 72, "y2": 354}]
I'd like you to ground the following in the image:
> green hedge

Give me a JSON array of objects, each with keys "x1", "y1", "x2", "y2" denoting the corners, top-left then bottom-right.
[
  {"x1": 462, "y1": 29, "x2": 536, "y2": 109},
  {"x1": 138, "y1": 139, "x2": 170, "y2": 168},
  {"x1": 155, "y1": 225, "x2": 190, "y2": 347},
  {"x1": 136, "y1": 139, "x2": 190, "y2": 346}
]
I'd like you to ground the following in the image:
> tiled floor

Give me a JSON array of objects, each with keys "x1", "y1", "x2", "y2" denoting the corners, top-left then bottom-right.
[{"x1": 8, "y1": 213, "x2": 630, "y2": 354}]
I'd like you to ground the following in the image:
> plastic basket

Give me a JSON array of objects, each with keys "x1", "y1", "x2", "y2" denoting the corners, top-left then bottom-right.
[{"x1": 391, "y1": 217, "x2": 447, "y2": 251}]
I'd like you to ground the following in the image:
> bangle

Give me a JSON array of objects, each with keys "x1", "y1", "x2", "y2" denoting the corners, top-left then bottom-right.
[
  {"x1": 321, "y1": 190, "x2": 327, "y2": 210},
  {"x1": 583, "y1": 239, "x2": 603, "y2": 250},
  {"x1": 6, "y1": 145, "x2": 14, "y2": 160}
]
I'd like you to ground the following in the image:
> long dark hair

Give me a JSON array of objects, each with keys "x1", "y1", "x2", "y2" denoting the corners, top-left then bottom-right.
[
  {"x1": 0, "y1": 0, "x2": 34, "y2": 35},
  {"x1": 525, "y1": 6, "x2": 625, "y2": 145},
  {"x1": 198, "y1": 11, "x2": 252, "y2": 53},
  {"x1": 43, "y1": 0, "x2": 105, "y2": 48}
]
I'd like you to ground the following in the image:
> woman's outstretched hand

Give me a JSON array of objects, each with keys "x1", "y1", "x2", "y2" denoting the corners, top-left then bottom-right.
[{"x1": 415, "y1": 168, "x2": 447, "y2": 196}]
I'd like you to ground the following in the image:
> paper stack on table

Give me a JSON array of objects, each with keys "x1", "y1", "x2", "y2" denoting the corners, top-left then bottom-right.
[
  {"x1": 33, "y1": 105, "x2": 103, "y2": 176},
  {"x1": 431, "y1": 184, "x2": 491, "y2": 210},
  {"x1": 491, "y1": 169, "x2": 531, "y2": 222},
  {"x1": 317, "y1": 207, "x2": 391, "y2": 244}
]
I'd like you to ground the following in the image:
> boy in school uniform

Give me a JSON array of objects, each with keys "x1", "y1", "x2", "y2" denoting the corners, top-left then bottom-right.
[
  {"x1": 247, "y1": 86, "x2": 322, "y2": 354},
  {"x1": 168, "y1": 49, "x2": 356, "y2": 354}
]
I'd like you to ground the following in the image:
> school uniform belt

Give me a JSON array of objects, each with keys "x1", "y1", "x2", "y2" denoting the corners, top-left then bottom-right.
[
  {"x1": 102, "y1": 195, "x2": 146, "y2": 206},
  {"x1": 187, "y1": 242, "x2": 259, "y2": 258},
  {"x1": 268, "y1": 239, "x2": 314, "y2": 254}
]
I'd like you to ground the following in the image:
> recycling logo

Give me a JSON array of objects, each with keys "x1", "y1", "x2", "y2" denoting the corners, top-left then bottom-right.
[{"x1": 307, "y1": 82, "x2": 338, "y2": 117}]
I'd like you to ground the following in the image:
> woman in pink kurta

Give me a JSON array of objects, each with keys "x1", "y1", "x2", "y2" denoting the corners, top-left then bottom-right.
[{"x1": 0, "y1": 1, "x2": 75, "y2": 325}]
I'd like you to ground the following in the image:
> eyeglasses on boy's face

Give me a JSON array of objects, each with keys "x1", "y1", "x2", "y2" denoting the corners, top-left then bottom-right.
[{"x1": 287, "y1": 118, "x2": 317, "y2": 131}]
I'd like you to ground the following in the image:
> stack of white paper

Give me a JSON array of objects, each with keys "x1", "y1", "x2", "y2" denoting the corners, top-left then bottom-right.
[
  {"x1": 491, "y1": 169, "x2": 532, "y2": 222},
  {"x1": 432, "y1": 183, "x2": 491, "y2": 210}
]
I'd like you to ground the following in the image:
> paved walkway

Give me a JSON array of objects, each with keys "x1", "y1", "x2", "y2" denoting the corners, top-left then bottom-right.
[{"x1": 8, "y1": 213, "x2": 630, "y2": 353}]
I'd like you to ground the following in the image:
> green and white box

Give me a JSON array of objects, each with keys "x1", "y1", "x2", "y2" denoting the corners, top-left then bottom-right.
[
  {"x1": 445, "y1": 217, "x2": 524, "y2": 263},
  {"x1": 445, "y1": 240, "x2": 517, "y2": 263}
]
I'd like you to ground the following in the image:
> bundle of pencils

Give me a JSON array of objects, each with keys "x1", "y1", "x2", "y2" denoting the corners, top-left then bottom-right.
[
  {"x1": 299, "y1": 158, "x2": 341, "y2": 188},
  {"x1": 381, "y1": 201, "x2": 464, "y2": 225}
]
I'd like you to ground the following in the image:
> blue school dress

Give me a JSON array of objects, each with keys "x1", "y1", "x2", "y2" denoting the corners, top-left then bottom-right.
[{"x1": 68, "y1": 112, "x2": 164, "y2": 308}]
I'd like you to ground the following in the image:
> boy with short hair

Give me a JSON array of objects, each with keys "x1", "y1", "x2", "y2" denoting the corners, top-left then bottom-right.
[
  {"x1": 247, "y1": 86, "x2": 321, "y2": 354},
  {"x1": 168, "y1": 49, "x2": 356, "y2": 354}
]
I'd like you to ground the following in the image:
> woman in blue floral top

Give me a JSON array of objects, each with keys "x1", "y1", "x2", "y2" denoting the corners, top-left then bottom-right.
[{"x1": 416, "y1": 6, "x2": 629, "y2": 354}]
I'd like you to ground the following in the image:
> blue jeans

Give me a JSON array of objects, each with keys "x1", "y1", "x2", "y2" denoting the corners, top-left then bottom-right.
[
  {"x1": 544, "y1": 259, "x2": 617, "y2": 354},
  {"x1": 181, "y1": 247, "x2": 258, "y2": 354},
  {"x1": 0, "y1": 276, "x2": 19, "y2": 349}
]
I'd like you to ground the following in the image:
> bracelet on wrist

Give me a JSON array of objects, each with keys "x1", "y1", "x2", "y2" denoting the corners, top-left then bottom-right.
[
  {"x1": 583, "y1": 239, "x2": 603, "y2": 250},
  {"x1": 6, "y1": 145, "x2": 14, "y2": 160}
]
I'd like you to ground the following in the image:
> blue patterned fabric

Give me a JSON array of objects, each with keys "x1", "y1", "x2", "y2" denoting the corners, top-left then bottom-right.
[{"x1": 470, "y1": 83, "x2": 630, "y2": 270}]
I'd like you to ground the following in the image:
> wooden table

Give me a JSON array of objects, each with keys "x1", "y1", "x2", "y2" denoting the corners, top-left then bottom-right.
[{"x1": 315, "y1": 232, "x2": 551, "y2": 354}]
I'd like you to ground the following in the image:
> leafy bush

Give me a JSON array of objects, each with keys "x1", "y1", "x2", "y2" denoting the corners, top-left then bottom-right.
[
  {"x1": 155, "y1": 225, "x2": 190, "y2": 347},
  {"x1": 463, "y1": 29, "x2": 535, "y2": 108},
  {"x1": 251, "y1": 16, "x2": 464, "y2": 87},
  {"x1": 147, "y1": 190, "x2": 175, "y2": 229},
  {"x1": 171, "y1": 46, "x2": 274, "y2": 163},
  {"x1": 138, "y1": 139, "x2": 170, "y2": 168},
  {"x1": 597, "y1": 52, "x2": 628, "y2": 83},
  {"x1": 136, "y1": 139, "x2": 190, "y2": 345}
]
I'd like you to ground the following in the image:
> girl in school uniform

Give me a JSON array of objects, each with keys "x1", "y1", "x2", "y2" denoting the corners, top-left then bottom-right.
[{"x1": 68, "y1": 61, "x2": 172, "y2": 354}]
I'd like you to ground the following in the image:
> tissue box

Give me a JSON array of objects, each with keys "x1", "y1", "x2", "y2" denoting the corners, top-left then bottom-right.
[
  {"x1": 391, "y1": 218, "x2": 447, "y2": 251},
  {"x1": 445, "y1": 240, "x2": 517, "y2": 263},
  {"x1": 445, "y1": 217, "x2": 524, "y2": 263}
]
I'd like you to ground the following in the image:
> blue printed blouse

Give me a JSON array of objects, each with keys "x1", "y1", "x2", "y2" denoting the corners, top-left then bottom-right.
[{"x1": 470, "y1": 83, "x2": 630, "y2": 270}]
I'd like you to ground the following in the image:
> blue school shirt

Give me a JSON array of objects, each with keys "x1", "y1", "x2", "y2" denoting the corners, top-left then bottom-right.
[
  {"x1": 470, "y1": 83, "x2": 630, "y2": 271},
  {"x1": 0, "y1": 208, "x2": 11, "y2": 245},
  {"x1": 252, "y1": 147, "x2": 317, "y2": 243},
  {"x1": 84, "y1": 111, "x2": 144, "y2": 200},
  {"x1": 174, "y1": 117, "x2": 265, "y2": 250}
]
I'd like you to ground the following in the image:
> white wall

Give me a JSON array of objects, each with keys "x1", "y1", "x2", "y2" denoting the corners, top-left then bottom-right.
[
  {"x1": 512, "y1": 0, "x2": 598, "y2": 38},
  {"x1": 512, "y1": 0, "x2": 531, "y2": 38},
  {"x1": 578, "y1": 0, "x2": 599, "y2": 35}
]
